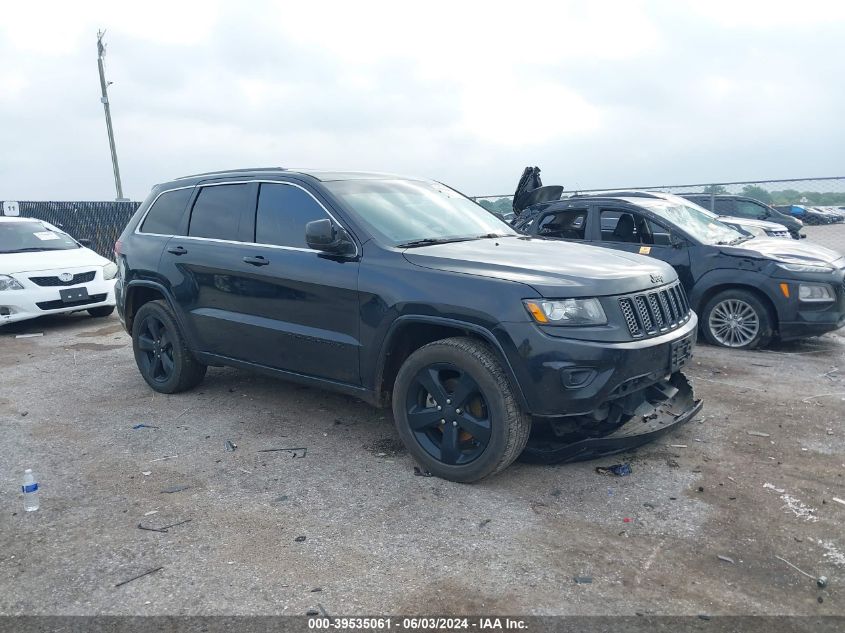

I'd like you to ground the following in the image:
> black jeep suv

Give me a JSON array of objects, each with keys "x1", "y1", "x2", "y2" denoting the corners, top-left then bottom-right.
[{"x1": 116, "y1": 168, "x2": 701, "y2": 482}]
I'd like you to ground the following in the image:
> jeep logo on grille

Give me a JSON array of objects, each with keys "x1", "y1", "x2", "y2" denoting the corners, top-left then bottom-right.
[
  {"x1": 650, "y1": 273, "x2": 664, "y2": 284},
  {"x1": 58, "y1": 273, "x2": 73, "y2": 282}
]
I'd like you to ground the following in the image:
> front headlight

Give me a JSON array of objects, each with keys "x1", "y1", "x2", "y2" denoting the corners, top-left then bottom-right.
[
  {"x1": 0, "y1": 275, "x2": 24, "y2": 291},
  {"x1": 777, "y1": 262, "x2": 834, "y2": 274},
  {"x1": 799, "y1": 283, "x2": 835, "y2": 302},
  {"x1": 102, "y1": 262, "x2": 118, "y2": 280},
  {"x1": 523, "y1": 298, "x2": 607, "y2": 326}
]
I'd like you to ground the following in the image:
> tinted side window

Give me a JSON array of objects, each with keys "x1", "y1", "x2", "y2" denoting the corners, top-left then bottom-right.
[
  {"x1": 713, "y1": 198, "x2": 735, "y2": 214},
  {"x1": 255, "y1": 183, "x2": 329, "y2": 248},
  {"x1": 736, "y1": 200, "x2": 767, "y2": 218},
  {"x1": 140, "y1": 188, "x2": 193, "y2": 234},
  {"x1": 536, "y1": 209, "x2": 588, "y2": 240},
  {"x1": 188, "y1": 185, "x2": 248, "y2": 240}
]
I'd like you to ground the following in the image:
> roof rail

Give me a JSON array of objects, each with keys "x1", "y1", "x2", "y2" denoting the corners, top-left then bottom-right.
[
  {"x1": 174, "y1": 167, "x2": 286, "y2": 180},
  {"x1": 568, "y1": 190, "x2": 664, "y2": 199}
]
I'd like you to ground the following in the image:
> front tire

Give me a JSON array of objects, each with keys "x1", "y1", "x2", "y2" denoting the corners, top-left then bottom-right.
[
  {"x1": 131, "y1": 300, "x2": 207, "y2": 393},
  {"x1": 392, "y1": 337, "x2": 531, "y2": 483},
  {"x1": 88, "y1": 305, "x2": 115, "y2": 318},
  {"x1": 701, "y1": 289, "x2": 773, "y2": 350}
]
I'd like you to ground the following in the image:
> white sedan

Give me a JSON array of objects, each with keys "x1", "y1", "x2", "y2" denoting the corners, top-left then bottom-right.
[{"x1": 0, "y1": 217, "x2": 117, "y2": 326}]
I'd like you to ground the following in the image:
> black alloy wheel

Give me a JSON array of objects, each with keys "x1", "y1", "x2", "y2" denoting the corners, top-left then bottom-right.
[
  {"x1": 131, "y1": 300, "x2": 207, "y2": 394},
  {"x1": 392, "y1": 337, "x2": 530, "y2": 482},
  {"x1": 406, "y1": 363, "x2": 492, "y2": 466},
  {"x1": 137, "y1": 313, "x2": 176, "y2": 384}
]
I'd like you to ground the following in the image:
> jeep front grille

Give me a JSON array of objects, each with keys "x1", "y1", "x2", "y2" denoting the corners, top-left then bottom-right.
[{"x1": 618, "y1": 282, "x2": 690, "y2": 338}]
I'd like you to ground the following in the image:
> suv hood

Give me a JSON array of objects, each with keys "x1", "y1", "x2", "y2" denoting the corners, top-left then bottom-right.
[
  {"x1": 0, "y1": 247, "x2": 109, "y2": 274},
  {"x1": 403, "y1": 237, "x2": 677, "y2": 298},
  {"x1": 723, "y1": 238, "x2": 842, "y2": 265}
]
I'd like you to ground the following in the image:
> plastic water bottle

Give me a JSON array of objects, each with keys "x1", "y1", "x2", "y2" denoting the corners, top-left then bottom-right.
[{"x1": 22, "y1": 469, "x2": 39, "y2": 512}]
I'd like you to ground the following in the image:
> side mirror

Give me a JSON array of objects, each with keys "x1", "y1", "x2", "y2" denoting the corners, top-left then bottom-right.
[
  {"x1": 78, "y1": 238, "x2": 93, "y2": 247},
  {"x1": 669, "y1": 233, "x2": 685, "y2": 249},
  {"x1": 305, "y1": 219, "x2": 355, "y2": 256}
]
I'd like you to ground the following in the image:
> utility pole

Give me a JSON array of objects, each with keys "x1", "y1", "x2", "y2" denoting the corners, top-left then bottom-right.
[{"x1": 97, "y1": 30, "x2": 127, "y2": 201}]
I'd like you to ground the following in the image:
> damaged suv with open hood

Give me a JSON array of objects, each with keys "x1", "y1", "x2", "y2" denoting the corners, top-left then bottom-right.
[
  {"x1": 512, "y1": 167, "x2": 845, "y2": 350},
  {"x1": 116, "y1": 168, "x2": 701, "y2": 481}
]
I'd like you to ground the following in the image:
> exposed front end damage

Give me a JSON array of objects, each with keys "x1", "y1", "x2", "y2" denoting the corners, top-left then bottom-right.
[{"x1": 520, "y1": 372, "x2": 701, "y2": 464}]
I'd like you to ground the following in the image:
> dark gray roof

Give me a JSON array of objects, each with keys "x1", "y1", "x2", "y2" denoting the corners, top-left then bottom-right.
[{"x1": 172, "y1": 167, "x2": 423, "y2": 183}]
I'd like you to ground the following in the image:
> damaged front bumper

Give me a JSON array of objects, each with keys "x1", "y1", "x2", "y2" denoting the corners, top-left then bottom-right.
[{"x1": 520, "y1": 372, "x2": 701, "y2": 464}]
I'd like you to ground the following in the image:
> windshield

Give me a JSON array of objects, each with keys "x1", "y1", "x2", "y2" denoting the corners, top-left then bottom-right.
[
  {"x1": 0, "y1": 221, "x2": 80, "y2": 253},
  {"x1": 636, "y1": 199, "x2": 746, "y2": 245},
  {"x1": 324, "y1": 179, "x2": 518, "y2": 246}
]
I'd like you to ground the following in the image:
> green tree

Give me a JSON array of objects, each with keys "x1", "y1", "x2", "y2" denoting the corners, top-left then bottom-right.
[
  {"x1": 741, "y1": 185, "x2": 773, "y2": 204},
  {"x1": 702, "y1": 184, "x2": 727, "y2": 194}
]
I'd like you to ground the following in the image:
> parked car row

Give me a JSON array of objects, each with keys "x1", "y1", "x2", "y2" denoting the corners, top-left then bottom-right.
[
  {"x1": 681, "y1": 194, "x2": 806, "y2": 239},
  {"x1": 773, "y1": 204, "x2": 844, "y2": 225}
]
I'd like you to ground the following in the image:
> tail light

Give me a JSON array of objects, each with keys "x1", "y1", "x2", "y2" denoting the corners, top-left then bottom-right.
[{"x1": 114, "y1": 239, "x2": 123, "y2": 257}]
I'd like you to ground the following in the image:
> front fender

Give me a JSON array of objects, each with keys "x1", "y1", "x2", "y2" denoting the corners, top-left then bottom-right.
[
  {"x1": 374, "y1": 314, "x2": 530, "y2": 411},
  {"x1": 688, "y1": 268, "x2": 775, "y2": 313}
]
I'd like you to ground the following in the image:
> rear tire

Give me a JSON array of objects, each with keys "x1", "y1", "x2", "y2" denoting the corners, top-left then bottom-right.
[
  {"x1": 701, "y1": 289, "x2": 773, "y2": 350},
  {"x1": 392, "y1": 337, "x2": 530, "y2": 483},
  {"x1": 131, "y1": 300, "x2": 207, "y2": 393},
  {"x1": 88, "y1": 305, "x2": 115, "y2": 318}
]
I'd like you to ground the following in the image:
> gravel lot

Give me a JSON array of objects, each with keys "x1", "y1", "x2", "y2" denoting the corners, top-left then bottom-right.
[{"x1": 1, "y1": 310, "x2": 843, "y2": 617}]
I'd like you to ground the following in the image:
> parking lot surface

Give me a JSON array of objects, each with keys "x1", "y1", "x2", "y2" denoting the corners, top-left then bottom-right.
[{"x1": 1, "y1": 311, "x2": 843, "y2": 616}]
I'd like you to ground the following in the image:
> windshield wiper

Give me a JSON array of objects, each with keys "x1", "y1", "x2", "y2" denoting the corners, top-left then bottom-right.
[
  {"x1": 474, "y1": 233, "x2": 514, "y2": 239},
  {"x1": 716, "y1": 235, "x2": 753, "y2": 246},
  {"x1": 396, "y1": 237, "x2": 477, "y2": 248}
]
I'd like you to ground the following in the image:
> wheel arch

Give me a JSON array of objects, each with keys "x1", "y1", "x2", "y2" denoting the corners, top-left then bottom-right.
[
  {"x1": 373, "y1": 316, "x2": 528, "y2": 410},
  {"x1": 695, "y1": 282, "x2": 780, "y2": 334},
  {"x1": 124, "y1": 281, "x2": 196, "y2": 347}
]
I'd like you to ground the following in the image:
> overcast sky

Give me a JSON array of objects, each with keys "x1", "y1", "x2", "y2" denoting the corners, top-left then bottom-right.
[{"x1": 1, "y1": 0, "x2": 843, "y2": 201}]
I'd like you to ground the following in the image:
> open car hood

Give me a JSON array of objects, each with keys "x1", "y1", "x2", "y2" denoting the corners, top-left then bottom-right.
[{"x1": 512, "y1": 166, "x2": 563, "y2": 214}]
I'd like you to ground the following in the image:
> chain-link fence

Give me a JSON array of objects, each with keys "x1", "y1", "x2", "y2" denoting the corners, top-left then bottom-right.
[
  {"x1": 1, "y1": 201, "x2": 140, "y2": 260},
  {"x1": 475, "y1": 177, "x2": 845, "y2": 255}
]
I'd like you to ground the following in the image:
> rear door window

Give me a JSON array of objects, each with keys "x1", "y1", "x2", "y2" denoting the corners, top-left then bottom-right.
[
  {"x1": 600, "y1": 209, "x2": 669, "y2": 245},
  {"x1": 255, "y1": 183, "x2": 330, "y2": 249},
  {"x1": 713, "y1": 198, "x2": 735, "y2": 214},
  {"x1": 535, "y1": 208, "x2": 588, "y2": 240},
  {"x1": 188, "y1": 184, "x2": 250, "y2": 240},
  {"x1": 736, "y1": 200, "x2": 767, "y2": 218},
  {"x1": 140, "y1": 188, "x2": 193, "y2": 235}
]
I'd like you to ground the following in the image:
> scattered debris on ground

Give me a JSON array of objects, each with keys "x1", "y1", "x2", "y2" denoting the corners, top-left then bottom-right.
[
  {"x1": 115, "y1": 566, "x2": 164, "y2": 588},
  {"x1": 137, "y1": 518, "x2": 192, "y2": 533},
  {"x1": 257, "y1": 447, "x2": 307, "y2": 458},
  {"x1": 595, "y1": 463, "x2": 632, "y2": 477},
  {"x1": 160, "y1": 484, "x2": 191, "y2": 494}
]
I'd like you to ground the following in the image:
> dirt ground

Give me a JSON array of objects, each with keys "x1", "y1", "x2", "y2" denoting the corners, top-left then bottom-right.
[{"x1": 0, "y1": 310, "x2": 843, "y2": 616}]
